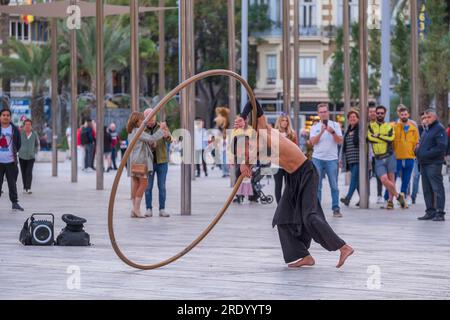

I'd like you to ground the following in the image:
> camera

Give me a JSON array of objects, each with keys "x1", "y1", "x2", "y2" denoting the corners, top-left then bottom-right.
[
  {"x1": 323, "y1": 119, "x2": 328, "y2": 127},
  {"x1": 30, "y1": 214, "x2": 55, "y2": 246}
]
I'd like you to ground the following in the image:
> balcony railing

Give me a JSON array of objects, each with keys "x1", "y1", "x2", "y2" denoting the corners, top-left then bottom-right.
[{"x1": 252, "y1": 25, "x2": 337, "y2": 39}]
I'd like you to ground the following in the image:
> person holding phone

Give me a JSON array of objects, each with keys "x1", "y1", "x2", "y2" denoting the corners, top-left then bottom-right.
[{"x1": 310, "y1": 103, "x2": 343, "y2": 218}]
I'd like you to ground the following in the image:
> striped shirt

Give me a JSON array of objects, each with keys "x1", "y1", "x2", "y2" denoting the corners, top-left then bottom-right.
[{"x1": 344, "y1": 131, "x2": 359, "y2": 164}]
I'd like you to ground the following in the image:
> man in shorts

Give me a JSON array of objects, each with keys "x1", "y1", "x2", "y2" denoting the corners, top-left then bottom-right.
[{"x1": 368, "y1": 106, "x2": 406, "y2": 210}]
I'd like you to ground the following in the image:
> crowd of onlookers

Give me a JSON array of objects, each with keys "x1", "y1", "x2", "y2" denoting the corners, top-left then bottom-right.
[{"x1": 2, "y1": 101, "x2": 448, "y2": 223}]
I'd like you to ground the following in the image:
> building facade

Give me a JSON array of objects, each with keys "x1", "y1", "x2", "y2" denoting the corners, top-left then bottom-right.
[{"x1": 250, "y1": 0, "x2": 380, "y2": 127}]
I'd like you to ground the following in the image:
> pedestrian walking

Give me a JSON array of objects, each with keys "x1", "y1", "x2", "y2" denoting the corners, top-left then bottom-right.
[
  {"x1": 18, "y1": 119, "x2": 39, "y2": 194},
  {"x1": 0, "y1": 108, "x2": 24, "y2": 211}
]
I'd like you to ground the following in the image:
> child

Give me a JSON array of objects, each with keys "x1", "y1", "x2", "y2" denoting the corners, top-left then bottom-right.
[{"x1": 236, "y1": 176, "x2": 254, "y2": 203}]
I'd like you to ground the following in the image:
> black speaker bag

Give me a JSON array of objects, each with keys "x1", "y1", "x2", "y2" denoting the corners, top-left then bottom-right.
[
  {"x1": 19, "y1": 218, "x2": 32, "y2": 246},
  {"x1": 56, "y1": 228, "x2": 90, "y2": 246}
]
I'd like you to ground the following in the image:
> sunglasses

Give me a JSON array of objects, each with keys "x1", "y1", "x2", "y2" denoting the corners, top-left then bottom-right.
[{"x1": 376, "y1": 112, "x2": 385, "y2": 115}]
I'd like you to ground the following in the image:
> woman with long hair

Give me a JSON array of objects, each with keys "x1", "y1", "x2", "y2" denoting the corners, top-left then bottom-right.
[
  {"x1": 127, "y1": 112, "x2": 167, "y2": 218},
  {"x1": 273, "y1": 113, "x2": 298, "y2": 204},
  {"x1": 340, "y1": 109, "x2": 360, "y2": 206}
]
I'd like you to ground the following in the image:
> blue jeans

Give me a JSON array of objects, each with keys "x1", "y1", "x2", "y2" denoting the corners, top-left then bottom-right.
[
  {"x1": 222, "y1": 150, "x2": 229, "y2": 176},
  {"x1": 345, "y1": 163, "x2": 359, "y2": 200},
  {"x1": 410, "y1": 159, "x2": 420, "y2": 199},
  {"x1": 397, "y1": 159, "x2": 415, "y2": 195},
  {"x1": 312, "y1": 158, "x2": 340, "y2": 210},
  {"x1": 145, "y1": 162, "x2": 168, "y2": 210}
]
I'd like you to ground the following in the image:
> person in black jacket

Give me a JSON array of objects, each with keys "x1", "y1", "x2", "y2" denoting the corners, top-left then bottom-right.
[
  {"x1": 416, "y1": 109, "x2": 448, "y2": 221},
  {"x1": 0, "y1": 108, "x2": 24, "y2": 211}
]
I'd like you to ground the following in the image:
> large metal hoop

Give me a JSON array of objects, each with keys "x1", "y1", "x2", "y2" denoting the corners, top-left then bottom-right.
[{"x1": 108, "y1": 69, "x2": 258, "y2": 270}]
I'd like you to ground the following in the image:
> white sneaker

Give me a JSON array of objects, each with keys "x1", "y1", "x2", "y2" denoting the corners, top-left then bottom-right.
[
  {"x1": 159, "y1": 210, "x2": 170, "y2": 218},
  {"x1": 377, "y1": 196, "x2": 384, "y2": 204},
  {"x1": 26, "y1": 190, "x2": 32, "y2": 194},
  {"x1": 407, "y1": 197, "x2": 412, "y2": 206},
  {"x1": 145, "y1": 209, "x2": 153, "y2": 217}
]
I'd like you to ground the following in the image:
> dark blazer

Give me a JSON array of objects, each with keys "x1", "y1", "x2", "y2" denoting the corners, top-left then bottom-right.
[
  {"x1": 416, "y1": 120, "x2": 448, "y2": 166},
  {"x1": 0, "y1": 122, "x2": 22, "y2": 164}
]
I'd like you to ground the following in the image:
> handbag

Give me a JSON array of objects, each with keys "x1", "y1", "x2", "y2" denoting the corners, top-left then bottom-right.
[{"x1": 131, "y1": 163, "x2": 147, "y2": 175}]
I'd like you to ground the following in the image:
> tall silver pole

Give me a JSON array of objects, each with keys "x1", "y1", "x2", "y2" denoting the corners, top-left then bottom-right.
[
  {"x1": 293, "y1": 0, "x2": 299, "y2": 137},
  {"x1": 70, "y1": 0, "x2": 78, "y2": 183},
  {"x1": 282, "y1": 0, "x2": 291, "y2": 115},
  {"x1": 381, "y1": 0, "x2": 391, "y2": 121},
  {"x1": 180, "y1": 0, "x2": 192, "y2": 215},
  {"x1": 343, "y1": 0, "x2": 351, "y2": 122},
  {"x1": 188, "y1": 0, "x2": 196, "y2": 182},
  {"x1": 358, "y1": 0, "x2": 369, "y2": 209},
  {"x1": 51, "y1": 18, "x2": 58, "y2": 177},
  {"x1": 240, "y1": 0, "x2": 248, "y2": 112},
  {"x1": 130, "y1": 0, "x2": 139, "y2": 112},
  {"x1": 96, "y1": 0, "x2": 104, "y2": 190},
  {"x1": 159, "y1": 0, "x2": 166, "y2": 120},
  {"x1": 228, "y1": 0, "x2": 237, "y2": 186},
  {"x1": 228, "y1": 0, "x2": 237, "y2": 120},
  {"x1": 410, "y1": 0, "x2": 419, "y2": 122}
]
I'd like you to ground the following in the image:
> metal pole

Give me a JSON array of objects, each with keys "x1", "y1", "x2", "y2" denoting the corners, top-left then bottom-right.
[
  {"x1": 159, "y1": 0, "x2": 166, "y2": 120},
  {"x1": 70, "y1": 0, "x2": 78, "y2": 183},
  {"x1": 343, "y1": 0, "x2": 351, "y2": 123},
  {"x1": 96, "y1": 0, "x2": 104, "y2": 190},
  {"x1": 381, "y1": 0, "x2": 391, "y2": 121},
  {"x1": 240, "y1": 0, "x2": 248, "y2": 111},
  {"x1": 282, "y1": 0, "x2": 291, "y2": 115},
  {"x1": 293, "y1": 0, "x2": 299, "y2": 138},
  {"x1": 51, "y1": 18, "x2": 58, "y2": 177},
  {"x1": 358, "y1": 0, "x2": 369, "y2": 209},
  {"x1": 228, "y1": 0, "x2": 237, "y2": 186},
  {"x1": 228, "y1": 0, "x2": 237, "y2": 120},
  {"x1": 180, "y1": 0, "x2": 191, "y2": 215},
  {"x1": 188, "y1": 0, "x2": 195, "y2": 182},
  {"x1": 410, "y1": 0, "x2": 419, "y2": 123},
  {"x1": 130, "y1": 0, "x2": 139, "y2": 112}
]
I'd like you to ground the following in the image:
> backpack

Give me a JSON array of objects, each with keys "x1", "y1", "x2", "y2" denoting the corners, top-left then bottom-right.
[{"x1": 80, "y1": 127, "x2": 90, "y2": 145}]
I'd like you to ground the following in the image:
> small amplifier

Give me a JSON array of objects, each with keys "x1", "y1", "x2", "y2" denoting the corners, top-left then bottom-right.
[{"x1": 30, "y1": 213, "x2": 55, "y2": 246}]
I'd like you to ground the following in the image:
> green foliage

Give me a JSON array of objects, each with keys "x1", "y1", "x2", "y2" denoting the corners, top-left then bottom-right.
[
  {"x1": 368, "y1": 28, "x2": 381, "y2": 99},
  {"x1": 391, "y1": 2, "x2": 411, "y2": 104},
  {"x1": 350, "y1": 23, "x2": 360, "y2": 101},
  {"x1": 328, "y1": 27, "x2": 344, "y2": 105}
]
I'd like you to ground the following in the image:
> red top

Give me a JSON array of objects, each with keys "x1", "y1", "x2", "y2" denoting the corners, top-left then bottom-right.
[{"x1": 77, "y1": 127, "x2": 82, "y2": 146}]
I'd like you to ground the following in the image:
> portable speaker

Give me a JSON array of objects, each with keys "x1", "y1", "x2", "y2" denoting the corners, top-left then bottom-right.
[{"x1": 30, "y1": 213, "x2": 55, "y2": 246}]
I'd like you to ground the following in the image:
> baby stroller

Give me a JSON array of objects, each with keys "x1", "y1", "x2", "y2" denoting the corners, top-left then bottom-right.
[{"x1": 251, "y1": 165, "x2": 274, "y2": 204}]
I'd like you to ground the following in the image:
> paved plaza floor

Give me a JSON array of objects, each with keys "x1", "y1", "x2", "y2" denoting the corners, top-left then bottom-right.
[{"x1": 0, "y1": 160, "x2": 449, "y2": 300}]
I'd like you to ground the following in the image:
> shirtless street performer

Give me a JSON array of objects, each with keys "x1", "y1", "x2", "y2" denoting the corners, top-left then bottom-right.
[{"x1": 236, "y1": 100, "x2": 354, "y2": 268}]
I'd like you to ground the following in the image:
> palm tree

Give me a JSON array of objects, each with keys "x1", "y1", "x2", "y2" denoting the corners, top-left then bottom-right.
[
  {"x1": 58, "y1": 18, "x2": 130, "y2": 99},
  {"x1": 0, "y1": 39, "x2": 51, "y2": 133},
  {"x1": 0, "y1": 0, "x2": 11, "y2": 107}
]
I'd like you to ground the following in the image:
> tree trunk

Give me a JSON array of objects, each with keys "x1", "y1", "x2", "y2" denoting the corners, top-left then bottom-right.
[
  {"x1": 30, "y1": 89, "x2": 46, "y2": 135},
  {"x1": 418, "y1": 75, "x2": 431, "y2": 116},
  {"x1": 436, "y1": 89, "x2": 449, "y2": 127},
  {"x1": 1, "y1": 12, "x2": 11, "y2": 107}
]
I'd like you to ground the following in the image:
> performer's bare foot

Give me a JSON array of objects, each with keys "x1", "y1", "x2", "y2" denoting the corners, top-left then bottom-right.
[
  {"x1": 287, "y1": 255, "x2": 315, "y2": 268},
  {"x1": 336, "y1": 245, "x2": 354, "y2": 268}
]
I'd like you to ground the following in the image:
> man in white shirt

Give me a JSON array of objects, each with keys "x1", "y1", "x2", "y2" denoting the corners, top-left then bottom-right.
[
  {"x1": 0, "y1": 108, "x2": 24, "y2": 211},
  {"x1": 310, "y1": 103, "x2": 343, "y2": 218},
  {"x1": 194, "y1": 117, "x2": 208, "y2": 177}
]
